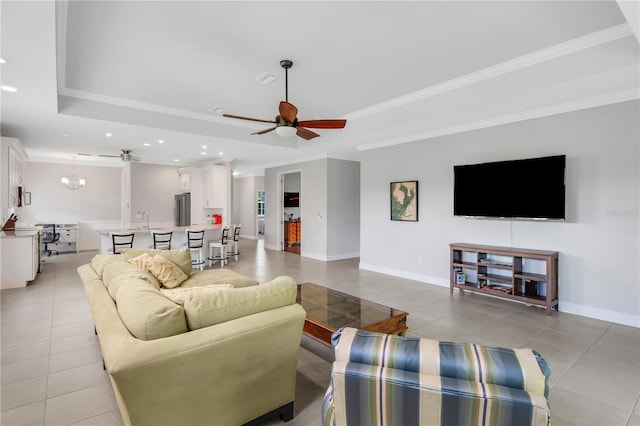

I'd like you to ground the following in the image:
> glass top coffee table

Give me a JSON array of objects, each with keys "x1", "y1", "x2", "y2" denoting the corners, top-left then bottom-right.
[{"x1": 296, "y1": 282, "x2": 408, "y2": 346}]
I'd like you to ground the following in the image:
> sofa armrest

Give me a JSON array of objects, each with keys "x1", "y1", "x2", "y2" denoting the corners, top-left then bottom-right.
[{"x1": 328, "y1": 360, "x2": 550, "y2": 426}]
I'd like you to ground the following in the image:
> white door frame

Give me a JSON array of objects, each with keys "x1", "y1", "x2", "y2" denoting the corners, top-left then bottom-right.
[{"x1": 276, "y1": 169, "x2": 302, "y2": 251}]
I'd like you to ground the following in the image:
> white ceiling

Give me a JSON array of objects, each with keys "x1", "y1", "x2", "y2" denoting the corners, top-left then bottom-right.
[{"x1": 1, "y1": 1, "x2": 638, "y2": 176}]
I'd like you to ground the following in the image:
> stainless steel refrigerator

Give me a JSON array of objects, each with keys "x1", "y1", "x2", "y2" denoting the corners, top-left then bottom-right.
[{"x1": 174, "y1": 193, "x2": 191, "y2": 227}]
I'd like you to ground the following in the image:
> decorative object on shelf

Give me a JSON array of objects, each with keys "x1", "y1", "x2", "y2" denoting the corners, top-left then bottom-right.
[
  {"x1": 2, "y1": 213, "x2": 18, "y2": 231},
  {"x1": 61, "y1": 156, "x2": 86, "y2": 190},
  {"x1": 390, "y1": 180, "x2": 418, "y2": 222},
  {"x1": 455, "y1": 269, "x2": 465, "y2": 284}
]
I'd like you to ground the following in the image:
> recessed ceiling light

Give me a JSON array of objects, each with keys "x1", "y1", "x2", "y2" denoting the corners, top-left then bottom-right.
[
  {"x1": 1, "y1": 85, "x2": 17, "y2": 92},
  {"x1": 158, "y1": 139, "x2": 164, "y2": 144},
  {"x1": 219, "y1": 152, "x2": 224, "y2": 156},
  {"x1": 173, "y1": 159, "x2": 180, "y2": 162},
  {"x1": 200, "y1": 152, "x2": 207, "y2": 155},
  {"x1": 202, "y1": 145, "x2": 207, "y2": 149},
  {"x1": 233, "y1": 171, "x2": 239, "y2": 176},
  {"x1": 143, "y1": 143, "x2": 151, "y2": 147},
  {"x1": 105, "y1": 133, "x2": 112, "y2": 137},
  {"x1": 62, "y1": 133, "x2": 76, "y2": 137},
  {"x1": 0, "y1": 58, "x2": 7, "y2": 64},
  {"x1": 254, "y1": 72, "x2": 278, "y2": 85}
]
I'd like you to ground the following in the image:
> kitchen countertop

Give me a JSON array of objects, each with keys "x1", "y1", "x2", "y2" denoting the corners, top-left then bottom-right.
[
  {"x1": 0, "y1": 230, "x2": 39, "y2": 238},
  {"x1": 96, "y1": 224, "x2": 223, "y2": 236}
]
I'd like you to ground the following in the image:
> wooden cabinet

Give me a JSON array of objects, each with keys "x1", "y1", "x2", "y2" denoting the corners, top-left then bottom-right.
[
  {"x1": 284, "y1": 221, "x2": 301, "y2": 248},
  {"x1": 450, "y1": 243, "x2": 558, "y2": 314}
]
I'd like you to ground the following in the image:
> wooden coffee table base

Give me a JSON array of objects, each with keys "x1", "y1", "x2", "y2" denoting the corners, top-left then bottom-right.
[{"x1": 297, "y1": 283, "x2": 409, "y2": 347}]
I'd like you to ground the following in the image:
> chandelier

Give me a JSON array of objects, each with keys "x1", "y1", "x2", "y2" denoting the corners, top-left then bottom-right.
[{"x1": 61, "y1": 157, "x2": 86, "y2": 190}]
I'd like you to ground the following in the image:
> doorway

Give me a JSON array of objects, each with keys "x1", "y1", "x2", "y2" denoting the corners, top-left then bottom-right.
[
  {"x1": 280, "y1": 171, "x2": 301, "y2": 255},
  {"x1": 257, "y1": 190, "x2": 265, "y2": 240}
]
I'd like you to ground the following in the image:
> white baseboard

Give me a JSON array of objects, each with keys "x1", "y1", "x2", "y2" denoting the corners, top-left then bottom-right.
[
  {"x1": 264, "y1": 244, "x2": 279, "y2": 251},
  {"x1": 239, "y1": 234, "x2": 258, "y2": 240},
  {"x1": 301, "y1": 251, "x2": 360, "y2": 261},
  {"x1": 358, "y1": 263, "x2": 449, "y2": 287},
  {"x1": 359, "y1": 263, "x2": 639, "y2": 328},
  {"x1": 558, "y1": 301, "x2": 639, "y2": 328}
]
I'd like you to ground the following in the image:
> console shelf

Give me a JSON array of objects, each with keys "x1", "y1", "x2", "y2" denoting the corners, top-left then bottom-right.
[{"x1": 450, "y1": 243, "x2": 558, "y2": 314}]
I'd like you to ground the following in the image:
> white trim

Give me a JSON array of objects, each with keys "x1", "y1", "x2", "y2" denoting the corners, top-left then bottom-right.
[
  {"x1": 360, "y1": 263, "x2": 640, "y2": 328},
  {"x1": 301, "y1": 251, "x2": 360, "y2": 261},
  {"x1": 346, "y1": 24, "x2": 633, "y2": 122},
  {"x1": 558, "y1": 301, "x2": 640, "y2": 328},
  {"x1": 239, "y1": 234, "x2": 257, "y2": 240},
  {"x1": 357, "y1": 89, "x2": 640, "y2": 152},
  {"x1": 358, "y1": 263, "x2": 449, "y2": 288},
  {"x1": 264, "y1": 243, "x2": 279, "y2": 251}
]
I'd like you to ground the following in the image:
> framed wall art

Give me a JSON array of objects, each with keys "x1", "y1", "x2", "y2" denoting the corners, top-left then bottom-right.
[{"x1": 390, "y1": 180, "x2": 418, "y2": 221}]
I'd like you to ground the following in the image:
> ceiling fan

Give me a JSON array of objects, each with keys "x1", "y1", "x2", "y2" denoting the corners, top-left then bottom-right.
[
  {"x1": 223, "y1": 60, "x2": 347, "y2": 140},
  {"x1": 97, "y1": 149, "x2": 141, "y2": 162}
]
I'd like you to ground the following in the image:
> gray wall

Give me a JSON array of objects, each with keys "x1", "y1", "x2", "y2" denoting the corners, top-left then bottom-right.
[
  {"x1": 327, "y1": 159, "x2": 360, "y2": 259},
  {"x1": 232, "y1": 175, "x2": 264, "y2": 239},
  {"x1": 21, "y1": 161, "x2": 122, "y2": 250},
  {"x1": 130, "y1": 163, "x2": 181, "y2": 227},
  {"x1": 265, "y1": 158, "x2": 361, "y2": 261},
  {"x1": 360, "y1": 101, "x2": 639, "y2": 327}
]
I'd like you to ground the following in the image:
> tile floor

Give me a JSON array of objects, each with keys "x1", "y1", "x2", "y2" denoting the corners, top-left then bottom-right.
[{"x1": 1, "y1": 239, "x2": 639, "y2": 425}]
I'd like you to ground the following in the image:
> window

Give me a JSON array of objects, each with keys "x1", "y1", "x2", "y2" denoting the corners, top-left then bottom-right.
[{"x1": 257, "y1": 191, "x2": 265, "y2": 216}]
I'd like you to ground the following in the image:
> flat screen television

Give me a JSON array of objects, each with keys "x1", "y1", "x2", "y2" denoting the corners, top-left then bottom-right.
[
  {"x1": 453, "y1": 155, "x2": 566, "y2": 220},
  {"x1": 284, "y1": 192, "x2": 299, "y2": 207}
]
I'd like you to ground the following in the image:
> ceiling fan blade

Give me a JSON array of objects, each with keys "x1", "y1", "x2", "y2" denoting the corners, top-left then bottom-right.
[
  {"x1": 296, "y1": 127, "x2": 320, "y2": 140},
  {"x1": 297, "y1": 119, "x2": 347, "y2": 129},
  {"x1": 223, "y1": 114, "x2": 277, "y2": 124},
  {"x1": 279, "y1": 101, "x2": 298, "y2": 123},
  {"x1": 251, "y1": 126, "x2": 277, "y2": 135}
]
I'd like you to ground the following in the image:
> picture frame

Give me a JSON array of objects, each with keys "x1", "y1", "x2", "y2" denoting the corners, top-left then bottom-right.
[
  {"x1": 24, "y1": 191, "x2": 31, "y2": 206},
  {"x1": 390, "y1": 180, "x2": 418, "y2": 221}
]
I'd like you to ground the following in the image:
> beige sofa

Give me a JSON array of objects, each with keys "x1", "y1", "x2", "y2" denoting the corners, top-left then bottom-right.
[{"x1": 78, "y1": 248, "x2": 306, "y2": 426}]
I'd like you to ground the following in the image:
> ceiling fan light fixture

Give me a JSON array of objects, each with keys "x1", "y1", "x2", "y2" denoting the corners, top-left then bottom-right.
[{"x1": 275, "y1": 126, "x2": 297, "y2": 138}]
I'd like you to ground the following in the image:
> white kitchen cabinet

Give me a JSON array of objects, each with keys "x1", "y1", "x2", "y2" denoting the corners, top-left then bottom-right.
[
  {"x1": 202, "y1": 165, "x2": 229, "y2": 209},
  {"x1": 1, "y1": 230, "x2": 39, "y2": 289},
  {"x1": 179, "y1": 171, "x2": 191, "y2": 191}
]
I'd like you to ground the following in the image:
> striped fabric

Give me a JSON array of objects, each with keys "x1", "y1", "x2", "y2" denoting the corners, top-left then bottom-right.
[{"x1": 322, "y1": 327, "x2": 550, "y2": 426}]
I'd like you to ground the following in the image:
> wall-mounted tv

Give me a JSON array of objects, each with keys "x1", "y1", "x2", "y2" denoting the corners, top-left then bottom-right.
[
  {"x1": 284, "y1": 192, "x2": 300, "y2": 208},
  {"x1": 454, "y1": 155, "x2": 566, "y2": 220}
]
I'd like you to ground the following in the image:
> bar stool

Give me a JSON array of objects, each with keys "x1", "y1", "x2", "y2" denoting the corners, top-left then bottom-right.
[
  {"x1": 108, "y1": 232, "x2": 135, "y2": 254},
  {"x1": 149, "y1": 230, "x2": 172, "y2": 250},
  {"x1": 184, "y1": 229, "x2": 205, "y2": 270},
  {"x1": 208, "y1": 227, "x2": 230, "y2": 267},
  {"x1": 227, "y1": 224, "x2": 241, "y2": 260}
]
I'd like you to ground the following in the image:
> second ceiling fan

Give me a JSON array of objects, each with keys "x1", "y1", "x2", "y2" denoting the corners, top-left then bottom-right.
[{"x1": 223, "y1": 60, "x2": 346, "y2": 140}]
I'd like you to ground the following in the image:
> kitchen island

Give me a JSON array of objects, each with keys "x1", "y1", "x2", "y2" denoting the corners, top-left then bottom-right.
[{"x1": 96, "y1": 225, "x2": 223, "y2": 254}]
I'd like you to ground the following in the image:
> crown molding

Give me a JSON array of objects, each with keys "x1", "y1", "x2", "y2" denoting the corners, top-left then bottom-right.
[
  {"x1": 357, "y1": 89, "x2": 640, "y2": 152},
  {"x1": 346, "y1": 24, "x2": 634, "y2": 122}
]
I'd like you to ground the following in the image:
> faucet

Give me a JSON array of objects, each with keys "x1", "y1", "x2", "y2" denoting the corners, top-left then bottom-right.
[{"x1": 141, "y1": 211, "x2": 149, "y2": 230}]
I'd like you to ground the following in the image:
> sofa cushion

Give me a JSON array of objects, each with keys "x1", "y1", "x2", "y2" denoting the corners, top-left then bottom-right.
[
  {"x1": 146, "y1": 255, "x2": 189, "y2": 289},
  {"x1": 183, "y1": 276, "x2": 297, "y2": 330},
  {"x1": 120, "y1": 248, "x2": 192, "y2": 276},
  {"x1": 115, "y1": 275, "x2": 188, "y2": 340},
  {"x1": 181, "y1": 269, "x2": 258, "y2": 289},
  {"x1": 91, "y1": 254, "x2": 126, "y2": 277},
  {"x1": 161, "y1": 284, "x2": 234, "y2": 305},
  {"x1": 103, "y1": 261, "x2": 162, "y2": 299}
]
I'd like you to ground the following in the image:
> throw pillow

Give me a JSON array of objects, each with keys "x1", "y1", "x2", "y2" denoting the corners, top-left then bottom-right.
[
  {"x1": 127, "y1": 252, "x2": 152, "y2": 272},
  {"x1": 146, "y1": 254, "x2": 189, "y2": 289},
  {"x1": 161, "y1": 284, "x2": 234, "y2": 305},
  {"x1": 120, "y1": 248, "x2": 193, "y2": 276}
]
